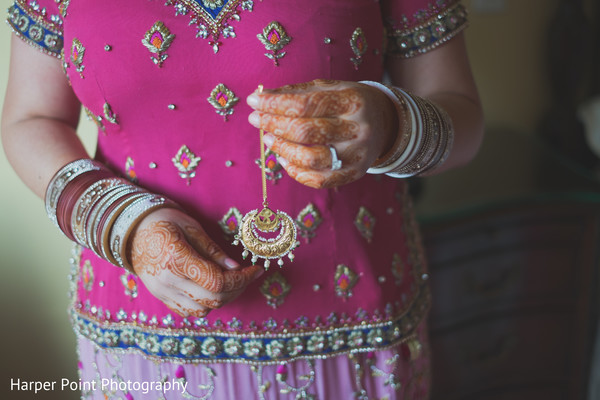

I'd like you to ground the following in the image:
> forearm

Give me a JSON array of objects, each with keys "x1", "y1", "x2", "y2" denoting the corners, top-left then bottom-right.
[
  {"x1": 384, "y1": 32, "x2": 484, "y2": 175},
  {"x1": 1, "y1": 36, "x2": 88, "y2": 199},
  {"x1": 2, "y1": 117, "x2": 89, "y2": 199}
]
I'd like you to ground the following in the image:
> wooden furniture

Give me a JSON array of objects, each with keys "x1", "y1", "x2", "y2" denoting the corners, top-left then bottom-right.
[{"x1": 422, "y1": 196, "x2": 600, "y2": 400}]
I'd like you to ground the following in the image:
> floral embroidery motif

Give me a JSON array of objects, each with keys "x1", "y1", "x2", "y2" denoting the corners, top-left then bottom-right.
[
  {"x1": 103, "y1": 103, "x2": 118, "y2": 125},
  {"x1": 260, "y1": 272, "x2": 291, "y2": 308},
  {"x1": 81, "y1": 260, "x2": 94, "y2": 291},
  {"x1": 142, "y1": 21, "x2": 175, "y2": 67},
  {"x1": 354, "y1": 206, "x2": 375, "y2": 242},
  {"x1": 295, "y1": 203, "x2": 322, "y2": 243},
  {"x1": 334, "y1": 264, "x2": 359, "y2": 299},
  {"x1": 125, "y1": 157, "x2": 137, "y2": 183},
  {"x1": 120, "y1": 272, "x2": 138, "y2": 299},
  {"x1": 391, "y1": 253, "x2": 404, "y2": 285},
  {"x1": 367, "y1": 352, "x2": 403, "y2": 391},
  {"x1": 257, "y1": 21, "x2": 291, "y2": 66},
  {"x1": 350, "y1": 27, "x2": 367, "y2": 70},
  {"x1": 172, "y1": 145, "x2": 202, "y2": 184},
  {"x1": 83, "y1": 107, "x2": 105, "y2": 133},
  {"x1": 70, "y1": 37, "x2": 85, "y2": 77},
  {"x1": 207, "y1": 83, "x2": 239, "y2": 121},
  {"x1": 255, "y1": 149, "x2": 283, "y2": 183},
  {"x1": 164, "y1": 0, "x2": 253, "y2": 53},
  {"x1": 219, "y1": 207, "x2": 243, "y2": 239},
  {"x1": 400, "y1": 338, "x2": 422, "y2": 362}
]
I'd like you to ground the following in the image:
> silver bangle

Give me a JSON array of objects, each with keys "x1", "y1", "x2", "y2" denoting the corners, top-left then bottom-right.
[
  {"x1": 109, "y1": 194, "x2": 176, "y2": 271},
  {"x1": 44, "y1": 159, "x2": 108, "y2": 227}
]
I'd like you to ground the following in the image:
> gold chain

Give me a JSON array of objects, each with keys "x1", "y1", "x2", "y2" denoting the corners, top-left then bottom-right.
[{"x1": 258, "y1": 84, "x2": 268, "y2": 208}]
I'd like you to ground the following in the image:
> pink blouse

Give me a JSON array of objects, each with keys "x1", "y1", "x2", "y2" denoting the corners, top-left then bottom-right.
[{"x1": 8, "y1": 0, "x2": 467, "y2": 365}]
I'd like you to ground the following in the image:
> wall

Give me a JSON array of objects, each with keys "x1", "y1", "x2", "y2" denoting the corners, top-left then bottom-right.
[{"x1": 0, "y1": 0, "x2": 565, "y2": 398}]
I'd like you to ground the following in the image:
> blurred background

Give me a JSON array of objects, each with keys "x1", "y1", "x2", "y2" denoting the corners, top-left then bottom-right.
[{"x1": 0, "y1": 0, "x2": 598, "y2": 399}]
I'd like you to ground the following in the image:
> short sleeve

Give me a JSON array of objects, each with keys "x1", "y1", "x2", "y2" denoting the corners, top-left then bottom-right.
[
  {"x1": 381, "y1": 0, "x2": 468, "y2": 58},
  {"x1": 6, "y1": 0, "x2": 64, "y2": 58}
]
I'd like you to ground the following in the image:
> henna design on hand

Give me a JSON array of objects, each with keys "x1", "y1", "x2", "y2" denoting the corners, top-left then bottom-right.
[
  {"x1": 131, "y1": 221, "x2": 261, "y2": 293},
  {"x1": 256, "y1": 88, "x2": 362, "y2": 118},
  {"x1": 258, "y1": 114, "x2": 359, "y2": 144},
  {"x1": 283, "y1": 164, "x2": 360, "y2": 189}
]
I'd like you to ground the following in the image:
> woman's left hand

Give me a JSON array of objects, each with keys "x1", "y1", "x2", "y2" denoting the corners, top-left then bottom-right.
[{"x1": 247, "y1": 79, "x2": 398, "y2": 189}]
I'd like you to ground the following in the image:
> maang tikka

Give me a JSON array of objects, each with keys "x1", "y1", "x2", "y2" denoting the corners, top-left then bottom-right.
[{"x1": 233, "y1": 85, "x2": 298, "y2": 270}]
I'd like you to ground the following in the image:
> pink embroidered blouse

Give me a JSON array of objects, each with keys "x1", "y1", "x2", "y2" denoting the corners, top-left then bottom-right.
[{"x1": 7, "y1": 0, "x2": 467, "y2": 364}]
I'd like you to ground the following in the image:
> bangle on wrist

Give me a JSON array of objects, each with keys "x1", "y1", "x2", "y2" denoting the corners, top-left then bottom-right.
[
  {"x1": 45, "y1": 158, "x2": 179, "y2": 272},
  {"x1": 358, "y1": 82, "x2": 454, "y2": 177}
]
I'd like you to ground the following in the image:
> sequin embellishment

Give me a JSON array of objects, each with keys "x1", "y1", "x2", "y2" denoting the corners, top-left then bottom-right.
[
  {"x1": 207, "y1": 83, "x2": 239, "y2": 121},
  {"x1": 219, "y1": 207, "x2": 243, "y2": 239},
  {"x1": 260, "y1": 272, "x2": 291, "y2": 308},
  {"x1": 172, "y1": 145, "x2": 202, "y2": 184},
  {"x1": 391, "y1": 253, "x2": 404, "y2": 285},
  {"x1": 334, "y1": 264, "x2": 359, "y2": 299},
  {"x1": 142, "y1": 21, "x2": 175, "y2": 67},
  {"x1": 257, "y1": 21, "x2": 291, "y2": 66},
  {"x1": 7, "y1": 2, "x2": 63, "y2": 58},
  {"x1": 83, "y1": 107, "x2": 105, "y2": 133},
  {"x1": 70, "y1": 38, "x2": 85, "y2": 77},
  {"x1": 255, "y1": 149, "x2": 283, "y2": 183},
  {"x1": 164, "y1": 0, "x2": 253, "y2": 53},
  {"x1": 121, "y1": 272, "x2": 138, "y2": 299},
  {"x1": 125, "y1": 157, "x2": 137, "y2": 183},
  {"x1": 81, "y1": 260, "x2": 94, "y2": 291},
  {"x1": 349, "y1": 27, "x2": 367, "y2": 70},
  {"x1": 103, "y1": 103, "x2": 118, "y2": 125},
  {"x1": 354, "y1": 206, "x2": 375, "y2": 242},
  {"x1": 295, "y1": 203, "x2": 322, "y2": 243}
]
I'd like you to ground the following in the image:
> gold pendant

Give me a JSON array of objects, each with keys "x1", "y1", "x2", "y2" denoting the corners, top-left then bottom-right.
[
  {"x1": 235, "y1": 207, "x2": 297, "y2": 270},
  {"x1": 235, "y1": 84, "x2": 298, "y2": 270}
]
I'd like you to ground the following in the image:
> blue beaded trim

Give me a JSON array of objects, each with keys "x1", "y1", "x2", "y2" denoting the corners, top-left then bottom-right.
[
  {"x1": 6, "y1": 2, "x2": 63, "y2": 58},
  {"x1": 386, "y1": 2, "x2": 468, "y2": 58},
  {"x1": 71, "y1": 284, "x2": 429, "y2": 365}
]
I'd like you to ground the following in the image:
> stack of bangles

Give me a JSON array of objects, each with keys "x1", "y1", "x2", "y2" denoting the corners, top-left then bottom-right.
[
  {"x1": 45, "y1": 159, "x2": 178, "y2": 272},
  {"x1": 360, "y1": 81, "x2": 454, "y2": 177}
]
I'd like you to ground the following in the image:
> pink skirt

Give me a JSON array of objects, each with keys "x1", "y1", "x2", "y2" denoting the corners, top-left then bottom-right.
[{"x1": 76, "y1": 324, "x2": 431, "y2": 399}]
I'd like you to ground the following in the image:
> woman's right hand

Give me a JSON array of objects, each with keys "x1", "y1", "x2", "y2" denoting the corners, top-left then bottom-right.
[{"x1": 130, "y1": 207, "x2": 263, "y2": 318}]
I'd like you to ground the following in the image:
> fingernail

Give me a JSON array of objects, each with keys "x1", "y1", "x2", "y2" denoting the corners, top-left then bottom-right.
[
  {"x1": 247, "y1": 93, "x2": 259, "y2": 108},
  {"x1": 263, "y1": 134, "x2": 274, "y2": 148},
  {"x1": 248, "y1": 112, "x2": 260, "y2": 126},
  {"x1": 278, "y1": 157, "x2": 288, "y2": 167},
  {"x1": 224, "y1": 258, "x2": 240, "y2": 269}
]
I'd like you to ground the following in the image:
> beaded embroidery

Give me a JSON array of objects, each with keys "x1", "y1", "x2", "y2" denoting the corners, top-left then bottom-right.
[
  {"x1": 207, "y1": 83, "x2": 239, "y2": 121},
  {"x1": 259, "y1": 272, "x2": 291, "y2": 309},
  {"x1": 255, "y1": 149, "x2": 283, "y2": 183},
  {"x1": 218, "y1": 207, "x2": 243, "y2": 239},
  {"x1": 142, "y1": 21, "x2": 175, "y2": 67},
  {"x1": 121, "y1": 272, "x2": 139, "y2": 299},
  {"x1": 391, "y1": 253, "x2": 404, "y2": 286},
  {"x1": 257, "y1": 21, "x2": 291, "y2": 66},
  {"x1": 70, "y1": 37, "x2": 85, "y2": 77},
  {"x1": 6, "y1": 0, "x2": 63, "y2": 58},
  {"x1": 354, "y1": 206, "x2": 376, "y2": 242},
  {"x1": 295, "y1": 203, "x2": 322, "y2": 243},
  {"x1": 103, "y1": 103, "x2": 118, "y2": 125},
  {"x1": 349, "y1": 27, "x2": 367, "y2": 70},
  {"x1": 81, "y1": 260, "x2": 94, "y2": 292},
  {"x1": 125, "y1": 157, "x2": 137, "y2": 183},
  {"x1": 83, "y1": 107, "x2": 105, "y2": 133},
  {"x1": 164, "y1": 0, "x2": 253, "y2": 53},
  {"x1": 334, "y1": 264, "x2": 359, "y2": 300},
  {"x1": 385, "y1": 2, "x2": 468, "y2": 58},
  {"x1": 172, "y1": 145, "x2": 202, "y2": 184}
]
